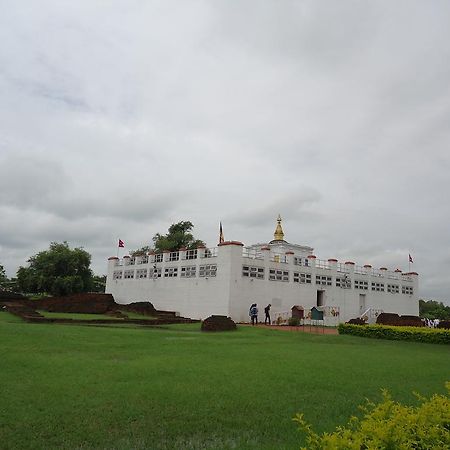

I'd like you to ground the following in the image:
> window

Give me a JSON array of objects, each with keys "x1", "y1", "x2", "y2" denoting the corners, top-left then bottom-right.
[
  {"x1": 203, "y1": 249, "x2": 214, "y2": 258},
  {"x1": 149, "y1": 267, "x2": 162, "y2": 278},
  {"x1": 136, "y1": 269, "x2": 147, "y2": 279},
  {"x1": 138, "y1": 256, "x2": 148, "y2": 264},
  {"x1": 269, "y1": 269, "x2": 289, "y2": 281},
  {"x1": 181, "y1": 266, "x2": 196, "y2": 278},
  {"x1": 371, "y1": 282, "x2": 385, "y2": 292},
  {"x1": 199, "y1": 264, "x2": 217, "y2": 277},
  {"x1": 402, "y1": 286, "x2": 413, "y2": 295},
  {"x1": 154, "y1": 254, "x2": 163, "y2": 263},
  {"x1": 387, "y1": 284, "x2": 399, "y2": 294},
  {"x1": 336, "y1": 276, "x2": 351, "y2": 288},
  {"x1": 293, "y1": 257, "x2": 309, "y2": 266},
  {"x1": 164, "y1": 267, "x2": 178, "y2": 277},
  {"x1": 316, "y1": 275, "x2": 332, "y2": 286},
  {"x1": 293, "y1": 272, "x2": 311, "y2": 284},
  {"x1": 294, "y1": 256, "x2": 308, "y2": 267},
  {"x1": 185, "y1": 249, "x2": 197, "y2": 260},
  {"x1": 124, "y1": 270, "x2": 134, "y2": 279},
  {"x1": 354, "y1": 280, "x2": 368, "y2": 290},
  {"x1": 242, "y1": 266, "x2": 264, "y2": 279},
  {"x1": 129, "y1": 257, "x2": 136, "y2": 265},
  {"x1": 169, "y1": 252, "x2": 179, "y2": 262},
  {"x1": 113, "y1": 271, "x2": 123, "y2": 280}
]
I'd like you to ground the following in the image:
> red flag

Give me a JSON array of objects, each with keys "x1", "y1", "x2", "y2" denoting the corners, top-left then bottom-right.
[
  {"x1": 409, "y1": 254, "x2": 413, "y2": 263},
  {"x1": 118, "y1": 239, "x2": 125, "y2": 248},
  {"x1": 219, "y1": 222, "x2": 224, "y2": 244}
]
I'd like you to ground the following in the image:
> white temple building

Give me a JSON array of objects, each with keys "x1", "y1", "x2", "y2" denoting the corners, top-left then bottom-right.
[{"x1": 105, "y1": 217, "x2": 419, "y2": 324}]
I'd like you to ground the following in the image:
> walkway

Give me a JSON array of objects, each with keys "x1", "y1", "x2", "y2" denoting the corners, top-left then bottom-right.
[{"x1": 242, "y1": 323, "x2": 339, "y2": 335}]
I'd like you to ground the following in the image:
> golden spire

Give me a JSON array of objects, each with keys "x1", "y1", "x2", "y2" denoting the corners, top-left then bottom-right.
[{"x1": 273, "y1": 214, "x2": 284, "y2": 241}]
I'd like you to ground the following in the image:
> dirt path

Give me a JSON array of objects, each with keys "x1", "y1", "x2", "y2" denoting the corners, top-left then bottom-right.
[{"x1": 241, "y1": 323, "x2": 339, "y2": 335}]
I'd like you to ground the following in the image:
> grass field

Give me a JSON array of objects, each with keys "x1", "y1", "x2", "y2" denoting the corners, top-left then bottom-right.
[{"x1": 1, "y1": 311, "x2": 449, "y2": 449}]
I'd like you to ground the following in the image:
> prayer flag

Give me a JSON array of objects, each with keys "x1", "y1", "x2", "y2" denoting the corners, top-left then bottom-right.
[
  {"x1": 118, "y1": 239, "x2": 125, "y2": 248},
  {"x1": 409, "y1": 254, "x2": 413, "y2": 263}
]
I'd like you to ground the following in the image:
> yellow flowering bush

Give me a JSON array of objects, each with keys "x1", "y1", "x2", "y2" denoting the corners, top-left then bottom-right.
[{"x1": 294, "y1": 383, "x2": 450, "y2": 449}]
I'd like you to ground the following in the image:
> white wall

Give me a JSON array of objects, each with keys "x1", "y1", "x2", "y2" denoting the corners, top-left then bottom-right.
[{"x1": 105, "y1": 244, "x2": 419, "y2": 323}]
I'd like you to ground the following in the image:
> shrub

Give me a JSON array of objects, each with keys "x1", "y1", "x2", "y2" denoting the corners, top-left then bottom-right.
[
  {"x1": 201, "y1": 315, "x2": 236, "y2": 332},
  {"x1": 338, "y1": 323, "x2": 450, "y2": 344},
  {"x1": 288, "y1": 317, "x2": 300, "y2": 326},
  {"x1": 346, "y1": 317, "x2": 366, "y2": 325},
  {"x1": 294, "y1": 383, "x2": 450, "y2": 449}
]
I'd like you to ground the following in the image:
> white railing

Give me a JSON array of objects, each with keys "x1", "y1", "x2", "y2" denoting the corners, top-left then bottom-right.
[
  {"x1": 337, "y1": 263, "x2": 350, "y2": 273},
  {"x1": 316, "y1": 259, "x2": 331, "y2": 270},
  {"x1": 242, "y1": 247, "x2": 264, "y2": 260}
]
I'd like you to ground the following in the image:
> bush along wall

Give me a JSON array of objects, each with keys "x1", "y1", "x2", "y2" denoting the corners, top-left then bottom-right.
[
  {"x1": 338, "y1": 323, "x2": 450, "y2": 345},
  {"x1": 294, "y1": 383, "x2": 450, "y2": 449}
]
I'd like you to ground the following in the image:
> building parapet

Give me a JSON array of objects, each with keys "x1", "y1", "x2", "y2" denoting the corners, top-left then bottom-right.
[{"x1": 109, "y1": 245, "x2": 417, "y2": 287}]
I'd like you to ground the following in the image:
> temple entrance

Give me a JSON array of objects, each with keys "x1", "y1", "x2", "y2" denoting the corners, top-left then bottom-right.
[{"x1": 316, "y1": 290, "x2": 324, "y2": 307}]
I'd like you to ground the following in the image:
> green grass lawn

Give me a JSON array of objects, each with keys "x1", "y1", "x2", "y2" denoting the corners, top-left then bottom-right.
[{"x1": 1, "y1": 311, "x2": 449, "y2": 450}]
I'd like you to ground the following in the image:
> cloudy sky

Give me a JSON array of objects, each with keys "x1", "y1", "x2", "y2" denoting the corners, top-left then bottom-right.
[{"x1": 1, "y1": 1, "x2": 449, "y2": 302}]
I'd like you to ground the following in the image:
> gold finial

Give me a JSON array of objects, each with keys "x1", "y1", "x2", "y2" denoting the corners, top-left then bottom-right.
[{"x1": 274, "y1": 214, "x2": 284, "y2": 241}]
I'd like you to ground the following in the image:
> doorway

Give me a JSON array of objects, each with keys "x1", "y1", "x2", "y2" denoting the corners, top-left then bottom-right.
[{"x1": 317, "y1": 290, "x2": 324, "y2": 307}]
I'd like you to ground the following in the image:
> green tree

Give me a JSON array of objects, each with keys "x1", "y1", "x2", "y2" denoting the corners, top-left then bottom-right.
[
  {"x1": 0, "y1": 264, "x2": 7, "y2": 282},
  {"x1": 16, "y1": 242, "x2": 94, "y2": 296},
  {"x1": 130, "y1": 246, "x2": 152, "y2": 257},
  {"x1": 152, "y1": 221, "x2": 205, "y2": 252},
  {"x1": 91, "y1": 275, "x2": 106, "y2": 293},
  {"x1": 0, "y1": 264, "x2": 9, "y2": 290},
  {"x1": 419, "y1": 299, "x2": 450, "y2": 320}
]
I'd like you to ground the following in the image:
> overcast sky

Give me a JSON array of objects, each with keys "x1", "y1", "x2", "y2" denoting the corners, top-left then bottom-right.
[{"x1": 1, "y1": 1, "x2": 449, "y2": 303}]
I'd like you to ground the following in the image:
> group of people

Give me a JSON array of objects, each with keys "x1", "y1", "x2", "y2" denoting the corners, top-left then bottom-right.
[
  {"x1": 249, "y1": 303, "x2": 271, "y2": 325},
  {"x1": 424, "y1": 318, "x2": 440, "y2": 328}
]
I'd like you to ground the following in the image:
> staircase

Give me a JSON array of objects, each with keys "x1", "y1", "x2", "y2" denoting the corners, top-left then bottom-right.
[{"x1": 359, "y1": 308, "x2": 384, "y2": 324}]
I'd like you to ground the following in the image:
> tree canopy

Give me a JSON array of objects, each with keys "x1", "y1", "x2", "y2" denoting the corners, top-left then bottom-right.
[
  {"x1": 130, "y1": 245, "x2": 152, "y2": 257},
  {"x1": 16, "y1": 242, "x2": 94, "y2": 296},
  {"x1": 152, "y1": 221, "x2": 205, "y2": 252},
  {"x1": 0, "y1": 264, "x2": 6, "y2": 282},
  {"x1": 419, "y1": 299, "x2": 450, "y2": 320}
]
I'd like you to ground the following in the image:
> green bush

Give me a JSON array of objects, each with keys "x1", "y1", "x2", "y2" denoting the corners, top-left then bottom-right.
[
  {"x1": 338, "y1": 323, "x2": 450, "y2": 344},
  {"x1": 288, "y1": 317, "x2": 300, "y2": 326},
  {"x1": 294, "y1": 383, "x2": 450, "y2": 449}
]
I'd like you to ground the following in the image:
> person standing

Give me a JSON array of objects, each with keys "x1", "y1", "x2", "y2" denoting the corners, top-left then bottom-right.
[
  {"x1": 264, "y1": 304, "x2": 271, "y2": 325},
  {"x1": 249, "y1": 303, "x2": 258, "y2": 325}
]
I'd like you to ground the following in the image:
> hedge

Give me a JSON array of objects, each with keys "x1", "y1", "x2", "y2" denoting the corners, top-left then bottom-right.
[
  {"x1": 338, "y1": 323, "x2": 450, "y2": 344},
  {"x1": 294, "y1": 383, "x2": 450, "y2": 449}
]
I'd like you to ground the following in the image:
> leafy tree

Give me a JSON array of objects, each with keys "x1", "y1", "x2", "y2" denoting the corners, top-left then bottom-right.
[
  {"x1": 0, "y1": 264, "x2": 7, "y2": 282},
  {"x1": 419, "y1": 299, "x2": 450, "y2": 320},
  {"x1": 130, "y1": 246, "x2": 152, "y2": 257},
  {"x1": 91, "y1": 275, "x2": 106, "y2": 293},
  {"x1": 0, "y1": 264, "x2": 10, "y2": 290},
  {"x1": 152, "y1": 221, "x2": 205, "y2": 252},
  {"x1": 16, "y1": 242, "x2": 94, "y2": 296}
]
